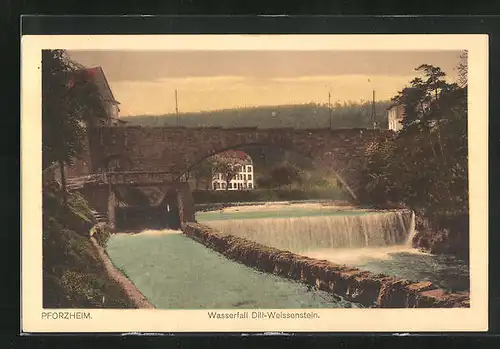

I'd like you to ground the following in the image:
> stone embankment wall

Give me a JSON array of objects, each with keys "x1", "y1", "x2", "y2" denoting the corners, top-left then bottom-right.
[
  {"x1": 90, "y1": 224, "x2": 155, "y2": 309},
  {"x1": 182, "y1": 222, "x2": 470, "y2": 308}
]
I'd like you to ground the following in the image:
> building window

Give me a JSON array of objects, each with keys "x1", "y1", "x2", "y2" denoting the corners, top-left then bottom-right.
[
  {"x1": 243, "y1": 174, "x2": 246, "y2": 180},
  {"x1": 222, "y1": 183, "x2": 226, "y2": 189},
  {"x1": 248, "y1": 174, "x2": 252, "y2": 180},
  {"x1": 243, "y1": 183, "x2": 248, "y2": 189},
  {"x1": 247, "y1": 166, "x2": 252, "y2": 172},
  {"x1": 248, "y1": 183, "x2": 253, "y2": 189}
]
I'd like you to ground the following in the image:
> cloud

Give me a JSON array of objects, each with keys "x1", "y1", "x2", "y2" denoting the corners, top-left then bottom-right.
[{"x1": 68, "y1": 50, "x2": 462, "y2": 83}]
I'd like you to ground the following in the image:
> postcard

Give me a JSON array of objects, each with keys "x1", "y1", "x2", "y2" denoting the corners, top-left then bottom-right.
[{"x1": 21, "y1": 33, "x2": 488, "y2": 333}]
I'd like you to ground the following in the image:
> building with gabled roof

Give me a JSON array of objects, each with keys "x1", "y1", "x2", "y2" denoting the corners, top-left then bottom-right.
[
  {"x1": 65, "y1": 66, "x2": 125, "y2": 178},
  {"x1": 77, "y1": 66, "x2": 125, "y2": 126}
]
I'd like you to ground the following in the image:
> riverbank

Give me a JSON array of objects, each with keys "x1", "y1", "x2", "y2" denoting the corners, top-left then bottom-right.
[
  {"x1": 197, "y1": 200, "x2": 359, "y2": 213},
  {"x1": 182, "y1": 222, "x2": 469, "y2": 308},
  {"x1": 411, "y1": 213, "x2": 469, "y2": 263},
  {"x1": 192, "y1": 188, "x2": 351, "y2": 206},
  {"x1": 42, "y1": 184, "x2": 136, "y2": 308}
]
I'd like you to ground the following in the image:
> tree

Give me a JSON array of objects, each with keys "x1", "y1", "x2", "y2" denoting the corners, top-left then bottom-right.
[
  {"x1": 191, "y1": 160, "x2": 214, "y2": 190},
  {"x1": 42, "y1": 49, "x2": 106, "y2": 204},
  {"x1": 363, "y1": 62, "x2": 468, "y2": 221},
  {"x1": 270, "y1": 163, "x2": 303, "y2": 190},
  {"x1": 457, "y1": 50, "x2": 468, "y2": 88},
  {"x1": 210, "y1": 153, "x2": 245, "y2": 190}
]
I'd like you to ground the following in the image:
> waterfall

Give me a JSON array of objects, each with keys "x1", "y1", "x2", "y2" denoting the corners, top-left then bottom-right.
[
  {"x1": 203, "y1": 210, "x2": 415, "y2": 253},
  {"x1": 404, "y1": 210, "x2": 417, "y2": 247}
]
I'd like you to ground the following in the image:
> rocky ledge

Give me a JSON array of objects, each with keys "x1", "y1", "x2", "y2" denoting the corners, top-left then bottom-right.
[
  {"x1": 182, "y1": 222, "x2": 469, "y2": 308},
  {"x1": 412, "y1": 214, "x2": 469, "y2": 262}
]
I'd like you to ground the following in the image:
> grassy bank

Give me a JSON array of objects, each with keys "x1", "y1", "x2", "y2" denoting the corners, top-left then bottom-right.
[
  {"x1": 192, "y1": 188, "x2": 351, "y2": 205},
  {"x1": 42, "y1": 183, "x2": 134, "y2": 308}
]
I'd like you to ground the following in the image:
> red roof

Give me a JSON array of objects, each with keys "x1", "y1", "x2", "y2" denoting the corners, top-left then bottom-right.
[
  {"x1": 220, "y1": 150, "x2": 252, "y2": 161},
  {"x1": 69, "y1": 66, "x2": 120, "y2": 105},
  {"x1": 85, "y1": 67, "x2": 99, "y2": 78}
]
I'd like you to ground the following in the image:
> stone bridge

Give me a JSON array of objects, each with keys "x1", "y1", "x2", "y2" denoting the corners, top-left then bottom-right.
[{"x1": 85, "y1": 126, "x2": 394, "y2": 201}]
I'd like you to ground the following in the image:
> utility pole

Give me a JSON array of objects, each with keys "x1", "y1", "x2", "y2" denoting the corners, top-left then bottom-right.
[
  {"x1": 328, "y1": 92, "x2": 332, "y2": 130},
  {"x1": 175, "y1": 89, "x2": 179, "y2": 125},
  {"x1": 371, "y1": 89, "x2": 377, "y2": 129}
]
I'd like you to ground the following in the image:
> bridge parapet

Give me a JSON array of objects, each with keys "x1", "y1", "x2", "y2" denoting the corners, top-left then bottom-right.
[
  {"x1": 108, "y1": 170, "x2": 176, "y2": 185},
  {"x1": 67, "y1": 171, "x2": 178, "y2": 190}
]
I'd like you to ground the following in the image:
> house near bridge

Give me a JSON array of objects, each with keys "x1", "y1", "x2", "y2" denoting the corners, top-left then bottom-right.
[
  {"x1": 212, "y1": 150, "x2": 255, "y2": 191},
  {"x1": 65, "y1": 66, "x2": 125, "y2": 178},
  {"x1": 387, "y1": 104, "x2": 404, "y2": 132}
]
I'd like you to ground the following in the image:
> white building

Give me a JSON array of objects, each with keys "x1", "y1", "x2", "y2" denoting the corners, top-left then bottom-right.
[
  {"x1": 387, "y1": 104, "x2": 404, "y2": 132},
  {"x1": 212, "y1": 151, "x2": 255, "y2": 191}
]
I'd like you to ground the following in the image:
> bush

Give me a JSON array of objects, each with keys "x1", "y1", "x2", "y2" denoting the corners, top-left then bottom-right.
[
  {"x1": 90, "y1": 223, "x2": 112, "y2": 248},
  {"x1": 43, "y1": 185, "x2": 134, "y2": 308}
]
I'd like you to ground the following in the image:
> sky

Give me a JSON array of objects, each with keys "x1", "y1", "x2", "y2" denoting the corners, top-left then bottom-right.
[{"x1": 67, "y1": 50, "x2": 463, "y2": 117}]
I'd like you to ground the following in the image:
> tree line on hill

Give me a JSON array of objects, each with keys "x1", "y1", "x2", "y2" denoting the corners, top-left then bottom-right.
[{"x1": 124, "y1": 100, "x2": 391, "y2": 129}]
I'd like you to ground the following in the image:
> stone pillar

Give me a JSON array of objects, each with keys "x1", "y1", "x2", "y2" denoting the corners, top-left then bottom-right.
[
  {"x1": 108, "y1": 188, "x2": 116, "y2": 229},
  {"x1": 176, "y1": 182, "x2": 196, "y2": 224}
]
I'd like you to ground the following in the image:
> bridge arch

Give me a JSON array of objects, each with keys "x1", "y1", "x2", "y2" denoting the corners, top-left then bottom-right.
[
  {"x1": 93, "y1": 126, "x2": 395, "y2": 201},
  {"x1": 174, "y1": 142, "x2": 357, "y2": 200}
]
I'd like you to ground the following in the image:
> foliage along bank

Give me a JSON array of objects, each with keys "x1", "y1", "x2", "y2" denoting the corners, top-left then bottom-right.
[
  {"x1": 42, "y1": 50, "x2": 135, "y2": 308},
  {"x1": 43, "y1": 182, "x2": 135, "y2": 308},
  {"x1": 192, "y1": 188, "x2": 351, "y2": 206},
  {"x1": 360, "y1": 59, "x2": 469, "y2": 260}
]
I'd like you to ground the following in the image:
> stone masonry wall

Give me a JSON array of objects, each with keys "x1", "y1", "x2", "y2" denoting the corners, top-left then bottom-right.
[
  {"x1": 176, "y1": 182, "x2": 196, "y2": 224},
  {"x1": 182, "y1": 222, "x2": 470, "y2": 308},
  {"x1": 88, "y1": 126, "x2": 394, "y2": 200}
]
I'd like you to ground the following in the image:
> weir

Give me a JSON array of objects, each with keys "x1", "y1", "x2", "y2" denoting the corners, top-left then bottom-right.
[{"x1": 200, "y1": 210, "x2": 416, "y2": 253}]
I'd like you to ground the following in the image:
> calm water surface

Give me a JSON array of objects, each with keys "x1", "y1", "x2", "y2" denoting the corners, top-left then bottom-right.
[{"x1": 106, "y1": 230, "x2": 362, "y2": 309}]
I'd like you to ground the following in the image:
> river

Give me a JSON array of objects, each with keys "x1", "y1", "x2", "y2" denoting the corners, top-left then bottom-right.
[
  {"x1": 106, "y1": 202, "x2": 469, "y2": 309},
  {"x1": 106, "y1": 229, "x2": 362, "y2": 309},
  {"x1": 196, "y1": 203, "x2": 469, "y2": 292}
]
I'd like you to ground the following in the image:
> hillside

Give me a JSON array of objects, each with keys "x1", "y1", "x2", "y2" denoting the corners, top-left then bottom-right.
[
  {"x1": 124, "y1": 101, "x2": 391, "y2": 129},
  {"x1": 43, "y1": 183, "x2": 135, "y2": 308}
]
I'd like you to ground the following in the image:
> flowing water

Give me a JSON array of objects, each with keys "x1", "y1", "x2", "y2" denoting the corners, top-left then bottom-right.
[
  {"x1": 197, "y1": 203, "x2": 469, "y2": 292},
  {"x1": 106, "y1": 230, "x2": 363, "y2": 309},
  {"x1": 106, "y1": 203, "x2": 469, "y2": 309}
]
